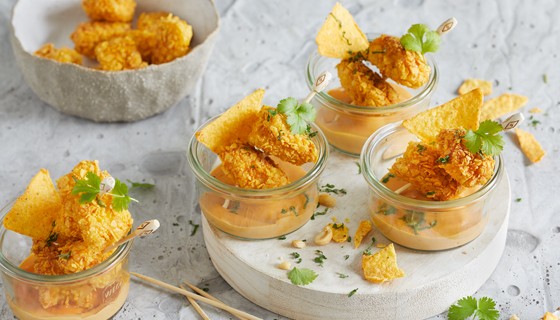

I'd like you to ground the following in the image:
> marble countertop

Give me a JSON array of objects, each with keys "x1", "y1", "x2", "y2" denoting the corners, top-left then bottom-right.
[{"x1": 0, "y1": 0, "x2": 558, "y2": 319}]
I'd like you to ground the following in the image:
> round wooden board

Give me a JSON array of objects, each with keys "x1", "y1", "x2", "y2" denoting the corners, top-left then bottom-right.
[{"x1": 203, "y1": 150, "x2": 511, "y2": 320}]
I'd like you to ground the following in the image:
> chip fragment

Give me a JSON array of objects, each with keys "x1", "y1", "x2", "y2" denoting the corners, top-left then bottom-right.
[
  {"x1": 529, "y1": 107, "x2": 544, "y2": 113},
  {"x1": 403, "y1": 88, "x2": 483, "y2": 143},
  {"x1": 458, "y1": 79, "x2": 492, "y2": 96},
  {"x1": 362, "y1": 243, "x2": 405, "y2": 283},
  {"x1": 315, "y1": 2, "x2": 369, "y2": 59},
  {"x1": 480, "y1": 94, "x2": 529, "y2": 121},
  {"x1": 4, "y1": 169, "x2": 61, "y2": 240},
  {"x1": 543, "y1": 312, "x2": 560, "y2": 320},
  {"x1": 515, "y1": 128, "x2": 546, "y2": 163},
  {"x1": 328, "y1": 223, "x2": 349, "y2": 242},
  {"x1": 34, "y1": 44, "x2": 82, "y2": 65},
  {"x1": 196, "y1": 89, "x2": 264, "y2": 154},
  {"x1": 354, "y1": 220, "x2": 372, "y2": 248}
]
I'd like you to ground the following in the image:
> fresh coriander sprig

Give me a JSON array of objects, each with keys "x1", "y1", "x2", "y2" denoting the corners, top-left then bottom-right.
[
  {"x1": 277, "y1": 97, "x2": 318, "y2": 135},
  {"x1": 288, "y1": 267, "x2": 318, "y2": 286},
  {"x1": 400, "y1": 24, "x2": 441, "y2": 63},
  {"x1": 447, "y1": 296, "x2": 499, "y2": 320},
  {"x1": 71, "y1": 171, "x2": 138, "y2": 212},
  {"x1": 127, "y1": 179, "x2": 155, "y2": 190},
  {"x1": 464, "y1": 120, "x2": 505, "y2": 156}
]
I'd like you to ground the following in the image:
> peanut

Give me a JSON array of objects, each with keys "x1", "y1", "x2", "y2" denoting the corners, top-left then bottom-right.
[
  {"x1": 292, "y1": 240, "x2": 306, "y2": 249},
  {"x1": 314, "y1": 226, "x2": 333, "y2": 246},
  {"x1": 278, "y1": 261, "x2": 291, "y2": 270},
  {"x1": 318, "y1": 193, "x2": 336, "y2": 207}
]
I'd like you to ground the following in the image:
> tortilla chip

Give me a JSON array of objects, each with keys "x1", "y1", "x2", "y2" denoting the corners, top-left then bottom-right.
[
  {"x1": 353, "y1": 220, "x2": 372, "y2": 248},
  {"x1": 458, "y1": 79, "x2": 492, "y2": 96},
  {"x1": 362, "y1": 243, "x2": 405, "y2": 283},
  {"x1": 480, "y1": 94, "x2": 528, "y2": 121},
  {"x1": 515, "y1": 128, "x2": 545, "y2": 163},
  {"x1": 529, "y1": 107, "x2": 544, "y2": 113},
  {"x1": 403, "y1": 88, "x2": 483, "y2": 142},
  {"x1": 196, "y1": 89, "x2": 264, "y2": 153},
  {"x1": 316, "y1": 2, "x2": 369, "y2": 59},
  {"x1": 544, "y1": 312, "x2": 559, "y2": 320},
  {"x1": 4, "y1": 169, "x2": 61, "y2": 240},
  {"x1": 328, "y1": 223, "x2": 349, "y2": 242}
]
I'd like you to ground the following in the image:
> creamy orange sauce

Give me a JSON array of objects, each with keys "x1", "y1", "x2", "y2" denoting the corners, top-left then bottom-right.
[
  {"x1": 317, "y1": 85, "x2": 419, "y2": 155},
  {"x1": 369, "y1": 174, "x2": 488, "y2": 251},
  {"x1": 7, "y1": 255, "x2": 129, "y2": 319},
  {"x1": 199, "y1": 159, "x2": 317, "y2": 239}
]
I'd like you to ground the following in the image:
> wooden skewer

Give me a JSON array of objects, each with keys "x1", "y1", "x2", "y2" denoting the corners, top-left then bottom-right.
[
  {"x1": 183, "y1": 282, "x2": 248, "y2": 320},
  {"x1": 131, "y1": 273, "x2": 262, "y2": 320},
  {"x1": 180, "y1": 285, "x2": 210, "y2": 320},
  {"x1": 102, "y1": 220, "x2": 160, "y2": 254},
  {"x1": 394, "y1": 183, "x2": 411, "y2": 195},
  {"x1": 303, "y1": 71, "x2": 332, "y2": 103}
]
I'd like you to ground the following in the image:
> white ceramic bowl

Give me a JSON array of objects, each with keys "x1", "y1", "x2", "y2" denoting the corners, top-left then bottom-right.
[{"x1": 10, "y1": 0, "x2": 220, "y2": 122}]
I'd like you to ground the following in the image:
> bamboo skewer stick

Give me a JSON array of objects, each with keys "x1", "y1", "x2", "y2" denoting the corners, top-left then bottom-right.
[
  {"x1": 131, "y1": 273, "x2": 263, "y2": 320},
  {"x1": 183, "y1": 282, "x2": 248, "y2": 320},
  {"x1": 394, "y1": 183, "x2": 411, "y2": 195},
  {"x1": 180, "y1": 285, "x2": 210, "y2": 320}
]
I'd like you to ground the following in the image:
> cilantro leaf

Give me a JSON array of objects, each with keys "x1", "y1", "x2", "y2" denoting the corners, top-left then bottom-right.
[
  {"x1": 277, "y1": 98, "x2": 318, "y2": 135},
  {"x1": 71, "y1": 172, "x2": 102, "y2": 204},
  {"x1": 127, "y1": 179, "x2": 155, "y2": 190},
  {"x1": 110, "y1": 179, "x2": 137, "y2": 212},
  {"x1": 288, "y1": 267, "x2": 318, "y2": 286},
  {"x1": 448, "y1": 296, "x2": 477, "y2": 320},
  {"x1": 464, "y1": 120, "x2": 505, "y2": 156},
  {"x1": 400, "y1": 24, "x2": 441, "y2": 58},
  {"x1": 475, "y1": 297, "x2": 499, "y2": 320}
]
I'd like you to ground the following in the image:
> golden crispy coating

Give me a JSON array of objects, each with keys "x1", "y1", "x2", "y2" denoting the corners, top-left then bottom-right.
[
  {"x1": 94, "y1": 35, "x2": 148, "y2": 71},
  {"x1": 367, "y1": 35, "x2": 430, "y2": 89},
  {"x1": 127, "y1": 29, "x2": 157, "y2": 62},
  {"x1": 34, "y1": 44, "x2": 82, "y2": 65},
  {"x1": 336, "y1": 58, "x2": 400, "y2": 107},
  {"x1": 434, "y1": 129, "x2": 495, "y2": 187},
  {"x1": 54, "y1": 160, "x2": 133, "y2": 249},
  {"x1": 31, "y1": 237, "x2": 113, "y2": 276},
  {"x1": 151, "y1": 14, "x2": 193, "y2": 64},
  {"x1": 137, "y1": 12, "x2": 169, "y2": 31},
  {"x1": 248, "y1": 106, "x2": 318, "y2": 166},
  {"x1": 389, "y1": 142, "x2": 463, "y2": 201},
  {"x1": 82, "y1": 0, "x2": 136, "y2": 22},
  {"x1": 219, "y1": 143, "x2": 290, "y2": 189},
  {"x1": 70, "y1": 21, "x2": 131, "y2": 59}
]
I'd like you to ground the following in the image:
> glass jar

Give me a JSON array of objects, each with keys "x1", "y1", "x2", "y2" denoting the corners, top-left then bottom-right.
[
  {"x1": 305, "y1": 33, "x2": 439, "y2": 157},
  {"x1": 187, "y1": 114, "x2": 329, "y2": 240},
  {"x1": 360, "y1": 122, "x2": 504, "y2": 251},
  {"x1": 0, "y1": 200, "x2": 132, "y2": 319}
]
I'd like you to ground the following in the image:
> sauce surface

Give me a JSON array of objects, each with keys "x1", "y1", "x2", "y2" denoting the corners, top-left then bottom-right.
[
  {"x1": 199, "y1": 158, "x2": 317, "y2": 239},
  {"x1": 370, "y1": 174, "x2": 487, "y2": 251}
]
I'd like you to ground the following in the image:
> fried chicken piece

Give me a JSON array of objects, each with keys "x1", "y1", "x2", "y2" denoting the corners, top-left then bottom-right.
[
  {"x1": 31, "y1": 237, "x2": 113, "y2": 276},
  {"x1": 82, "y1": 0, "x2": 136, "y2": 22},
  {"x1": 219, "y1": 143, "x2": 289, "y2": 189},
  {"x1": 367, "y1": 35, "x2": 430, "y2": 89},
  {"x1": 70, "y1": 21, "x2": 131, "y2": 59},
  {"x1": 127, "y1": 29, "x2": 157, "y2": 62},
  {"x1": 151, "y1": 14, "x2": 193, "y2": 64},
  {"x1": 137, "y1": 12, "x2": 169, "y2": 31},
  {"x1": 34, "y1": 43, "x2": 82, "y2": 65},
  {"x1": 248, "y1": 106, "x2": 318, "y2": 166},
  {"x1": 54, "y1": 160, "x2": 133, "y2": 249},
  {"x1": 389, "y1": 142, "x2": 463, "y2": 201},
  {"x1": 336, "y1": 58, "x2": 400, "y2": 107},
  {"x1": 434, "y1": 129, "x2": 495, "y2": 187},
  {"x1": 94, "y1": 35, "x2": 148, "y2": 71}
]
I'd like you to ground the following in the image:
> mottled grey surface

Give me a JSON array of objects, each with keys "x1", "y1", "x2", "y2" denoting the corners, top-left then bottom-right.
[{"x1": 0, "y1": 0, "x2": 558, "y2": 319}]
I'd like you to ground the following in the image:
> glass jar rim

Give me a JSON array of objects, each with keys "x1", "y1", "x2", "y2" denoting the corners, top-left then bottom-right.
[
  {"x1": 305, "y1": 32, "x2": 439, "y2": 114},
  {"x1": 187, "y1": 113, "x2": 329, "y2": 197},
  {"x1": 360, "y1": 121, "x2": 504, "y2": 209},
  {"x1": 0, "y1": 199, "x2": 133, "y2": 284}
]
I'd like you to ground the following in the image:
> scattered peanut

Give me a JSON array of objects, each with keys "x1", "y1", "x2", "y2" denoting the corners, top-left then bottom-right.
[
  {"x1": 292, "y1": 240, "x2": 306, "y2": 249},
  {"x1": 315, "y1": 226, "x2": 333, "y2": 246},
  {"x1": 319, "y1": 193, "x2": 336, "y2": 207},
  {"x1": 278, "y1": 260, "x2": 291, "y2": 270},
  {"x1": 509, "y1": 315, "x2": 520, "y2": 320}
]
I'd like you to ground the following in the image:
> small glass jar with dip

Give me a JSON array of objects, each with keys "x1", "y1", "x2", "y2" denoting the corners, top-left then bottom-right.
[
  {"x1": 188, "y1": 114, "x2": 329, "y2": 240},
  {"x1": 360, "y1": 122, "x2": 504, "y2": 251},
  {"x1": 0, "y1": 200, "x2": 132, "y2": 319},
  {"x1": 305, "y1": 33, "x2": 439, "y2": 157}
]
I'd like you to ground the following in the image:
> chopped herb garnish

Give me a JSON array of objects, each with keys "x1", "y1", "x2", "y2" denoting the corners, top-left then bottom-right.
[
  {"x1": 71, "y1": 171, "x2": 138, "y2": 212},
  {"x1": 348, "y1": 288, "x2": 358, "y2": 297},
  {"x1": 329, "y1": 13, "x2": 342, "y2": 28},
  {"x1": 97, "y1": 198, "x2": 106, "y2": 208},
  {"x1": 267, "y1": 109, "x2": 278, "y2": 118},
  {"x1": 429, "y1": 141, "x2": 436, "y2": 145},
  {"x1": 229, "y1": 201, "x2": 240, "y2": 214},
  {"x1": 290, "y1": 206, "x2": 298, "y2": 216},
  {"x1": 417, "y1": 144, "x2": 427, "y2": 154},
  {"x1": 315, "y1": 207, "x2": 329, "y2": 216},
  {"x1": 529, "y1": 120, "x2": 541, "y2": 128},
  {"x1": 363, "y1": 237, "x2": 376, "y2": 255},
  {"x1": 184, "y1": 304, "x2": 190, "y2": 307},
  {"x1": 356, "y1": 162, "x2": 361, "y2": 174},
  {"x1": 382, "y1": 173, "x2": 395, "y2": 184},
  {"x1": 288, "y1": 267, "x2": 318, "y2": 286},
  {"x1": 303, "y1": 193, "x2": 312, "y2": 209},
  {"x1": 45, "y1": 230, "x2": 58, "y2": 247},
  {"x1": 437, "y1": 155, "x2": 450, "y2": 165},
  {"x1": 516, "y1": 198, "x2": 522, "y2": 202},
  {"x1": 347, "y1": 236, "x2": 351, "y2": 243},
  {"x1": 376, "y1": 203, "x2": 396, "y2": 215},
  {"x1": 277, "y1": 130, "x2": 284, "y2": 141},
  {"x1": 320, "y1": 184, "x2": 347, "y2": 195},
  {"x1": 427, "y1": 191, "x2": 435, "y2": 195},
  {"x1": 291, "y1": 252, "x2": 300, "y2": 259},
  {"x1": 314, "y1": 250, "x2": 327, "y2": 267},
  {"x1": 189, "y1": 220, "x2": 199, "y2": 236},
  {"x1": 302, "y1": 239, "x2": 307, "y2": 242},
  {"x1": 173, "y1": 223, "x2": 179, "y2": 226},
  {"x1": 339, "y1": 273, "x2": 349, "y2": 278},
  {"x1": 344, "y1": 255, "x2": 349, "y2": 260},
  {"x1": 332, "y1": 223, "x2": 345, "y2": 229},
  {"x1": 544, "y1": 74, "x2": 548, "y2": 83},
  {"x1": 297, "y1": 258, "x2": 302, "y2": 264},
  {"x1": 57, "y1": 251, "x2": 71, "y2": 260},
  {"x1": 370, "y1": 49, "x2": 386, "y2": 54},
  {"x1": 52, "y1": 221, "x2": 56, "y2": 227},
  {"x1": 278, "y1": 236, "x2": 287, "y2": 240},
  {"x1": 251, "y1": 166, "x2": 255, "y2": 169},
  {"x1": 281, "y1": 209, "x2": 287, "y2": 213},
  {"x1": 199, "y1": 287, "x2": 209, "y2": 292},
  {"x1": 127, "y1": 179, "x2": 155, "y2": 190}
]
